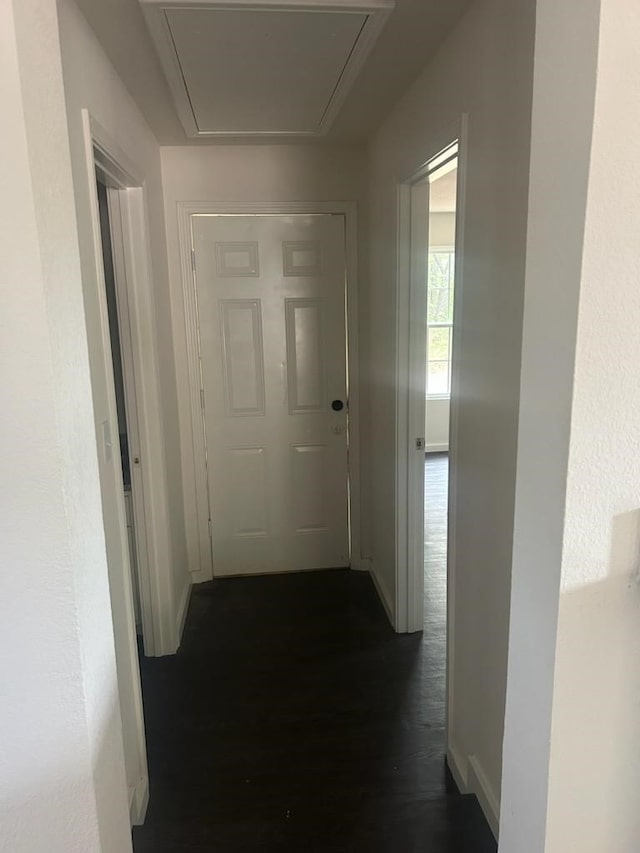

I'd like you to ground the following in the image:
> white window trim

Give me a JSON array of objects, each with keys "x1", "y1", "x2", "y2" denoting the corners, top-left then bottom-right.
[{"x1": 426, "y1": 245, "x2": 455, "y2": 399}]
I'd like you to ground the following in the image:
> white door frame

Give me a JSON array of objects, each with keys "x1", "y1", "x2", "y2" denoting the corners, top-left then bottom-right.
[
  {"x1": 103, "y1": 187, "x2": 154, "y2": 638},
  {"x1": 395, "y1": 117, "x2": 468, "y2": 740},
  {"x1": 82, "y1": 111, "x2": 177, "y2": 657},
  {"x1": 177, "y1": 201, "x2": 363, "y2": 577},
  {"x1": 395, "y1": 170, "x2": 430, "y2": 633}
]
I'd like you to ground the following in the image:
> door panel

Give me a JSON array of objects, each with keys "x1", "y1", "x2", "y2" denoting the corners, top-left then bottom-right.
[
  {"x1": 219, "y1": 299, "x2": 266, "y2": 416},
  {"x1": 228, "y1": 446, "x2": 269, "y2": 537},
  {"x1": 285, "y1": 298, "x2": 326, "y2": 413},
  {"x1": 192, "y1": 214, "x2": 349, "y2": 576}
]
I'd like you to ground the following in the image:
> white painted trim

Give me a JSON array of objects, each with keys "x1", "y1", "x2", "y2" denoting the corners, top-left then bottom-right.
[
  {"x1": 395, "y1": 172, "x2": 430, "y2": 634},
  {"x1": 395, "y1": 133, "x2": 465, "y2": 636},
  {"x1": 446, "y1": 743, "x2": 468, "y2": 792},
  {"x1": 395, "y1": 116, "x2": 471, "y2": 812},
  {"x1": 176, "y1": 200, "x2": 363, "y2": 579},
  {"x1": 129, "y1": 774, "x2": 149, "y2": 826},
  {"x1": 175, "y1": 580, "x2": 192, "y2": 648},
  {"x1": 105, "y1": 187, "x2": 156, "y2": 655},
  {"x1": 468, "y1": 754, "x2": 500, "y2": 840},
  {"x1": 369, "y1": 563, "x2": 394, "y2": 626},
  {"x1": 84, "y1": 111, "x2": 178, "y2": 658},
  {"x1": 446, "y1": 745, "x2": 499, "y2": 841},
  {"x1": 142, "y1": 0, "x2": 393, "y2": 7},
  {"x1": 176, "y1": 207, "x2": 214, "y2": 583},
  {"x1": 189, "y1": 567, "x2": 211, "y2": 585},
  {"x1": 80, "y1": 110, "x2": 152, "y2": 832},
  {"x1": 446, "y1": 115, "x2": 469, "y2": 756},
  {"x1": 426, "y1": 442, "x2": 449, "y2": 453},
  {"x1": 140, "y1": 0, "x2": 394, "y2": 138}
]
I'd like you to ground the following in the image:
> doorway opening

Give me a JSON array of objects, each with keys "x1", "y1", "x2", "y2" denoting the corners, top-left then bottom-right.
[
  {"x1": 83, "y1": 111, "x2": 182, "y2": 828},
  {"x1": 395, "y1": 132, "x2": 465, "y2": 755},
  {"x1": 395, "y1": 137, "x2": 462, "y2": 633},
  {"x1": 424, "y1": 151, "x2": 458, "y2": 672},
  {"x1": 96, "y1": 181, "x2": 144, "y2": 634}
]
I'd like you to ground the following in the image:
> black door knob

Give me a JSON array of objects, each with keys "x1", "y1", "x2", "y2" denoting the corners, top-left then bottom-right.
[{"x1": 331, "y1": 399, "x2": 344, "y2": 412}]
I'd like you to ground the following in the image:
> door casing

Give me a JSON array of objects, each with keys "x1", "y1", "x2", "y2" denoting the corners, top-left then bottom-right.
[
  {"x1": 81, "y1": 110, "x2": 168, "y2": 825},
  {"x1": 394, "y1": 115, "x2": 468, "y2": 756},
  {"x1": 177, "y1": 201, "x2": 363, "y2": 579}
]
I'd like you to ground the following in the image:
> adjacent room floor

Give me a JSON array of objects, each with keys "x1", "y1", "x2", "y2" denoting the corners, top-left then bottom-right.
[
  {"x1": 424, "y1": 451, "x2": 448, "y2": 645},
  {"x1": 132, "y1": 452, "x2": 496, "y2": 852}
]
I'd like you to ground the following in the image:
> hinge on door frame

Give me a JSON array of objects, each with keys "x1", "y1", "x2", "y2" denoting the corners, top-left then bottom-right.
[
  {"x1": 191, "y1": 249, "x2": 196, "y2": 271},
  {"x1": 208, "y1": 518, "x2": 212, "y2": 539},
  {"x1": 416, "y1": 437, "x2": 425, "y2": 450},
  {"x1": 200, "y1": 388, "x2": 205, "y2": 410}
]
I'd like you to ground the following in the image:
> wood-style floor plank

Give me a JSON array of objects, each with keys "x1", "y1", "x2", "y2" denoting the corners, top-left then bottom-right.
[{"x1": 133, "y1": 453, "x2": 496, "y2": 852}]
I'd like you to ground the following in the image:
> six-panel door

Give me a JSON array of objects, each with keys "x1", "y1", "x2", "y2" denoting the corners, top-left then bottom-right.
[{"x1": 192, "y1": 214, "x2": 349, "y2": 576}]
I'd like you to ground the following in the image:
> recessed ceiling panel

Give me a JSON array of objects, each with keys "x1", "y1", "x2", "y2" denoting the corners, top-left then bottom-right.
[
  {"x1": 167, "y1": 9, "x2": 365, "y2": 134},
  {"x1": 141, "y1": 1, "x2": 394, "y2": 138}
]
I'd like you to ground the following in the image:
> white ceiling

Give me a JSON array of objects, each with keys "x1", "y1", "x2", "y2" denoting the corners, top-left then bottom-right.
[
  {"x1": 74, "y1": 0, "x2": 474, "y2": 144},
  {"x1": 166, "y1": 8, "x2": 367, "y2": 135}
]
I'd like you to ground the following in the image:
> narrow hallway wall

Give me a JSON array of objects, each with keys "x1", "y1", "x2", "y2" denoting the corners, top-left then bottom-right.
[
  {"x1": 364, "y1": 0, "x2": 536, "y2": 831},
  {"x1": 57, "y1": 0, "x2": 190, "y2": 650},
  {"x1": 1, "y1": 0, "x2": 132, "y2": 848}
]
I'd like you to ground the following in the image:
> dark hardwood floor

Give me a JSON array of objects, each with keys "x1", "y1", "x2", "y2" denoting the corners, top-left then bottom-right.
[{"x1": 132, "y1": 452, "x2": 496, "y2": 852}]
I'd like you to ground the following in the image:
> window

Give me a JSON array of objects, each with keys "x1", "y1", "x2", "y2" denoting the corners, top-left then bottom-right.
[{"x1": 426, "y1": 249, "x2": 454, "y2": 396}]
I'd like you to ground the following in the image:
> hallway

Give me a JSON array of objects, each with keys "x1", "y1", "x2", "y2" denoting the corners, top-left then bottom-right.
[{"x1": 132, "y1": 453, "x2": 495, "y2": 852}]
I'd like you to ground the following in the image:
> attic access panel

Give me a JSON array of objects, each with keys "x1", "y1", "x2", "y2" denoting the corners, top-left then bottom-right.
[{"x1": 140, "y1": 0, "x2": 394, "y2": 138}]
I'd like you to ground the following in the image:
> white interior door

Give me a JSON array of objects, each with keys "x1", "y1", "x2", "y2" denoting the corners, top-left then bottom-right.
[{"x1": 192, "y1": 213, "x2": 350, "y2": 576}]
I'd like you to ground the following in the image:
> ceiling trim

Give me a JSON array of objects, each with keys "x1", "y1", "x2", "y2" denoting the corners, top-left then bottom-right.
[{"x1": 139, "y1": 0, "x2": 395, "y2": 138}]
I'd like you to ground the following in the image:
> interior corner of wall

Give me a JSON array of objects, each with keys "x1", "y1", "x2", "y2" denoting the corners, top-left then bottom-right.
[
  {"x1": 467, "y1": 754, "x2": 500, "y2": 840},
  {"x1": 447, "y1": 743, "x2": 500, "y2": 840},
  {"x1": 369, "y1": 559, "x2": 395, "y2": 629}
]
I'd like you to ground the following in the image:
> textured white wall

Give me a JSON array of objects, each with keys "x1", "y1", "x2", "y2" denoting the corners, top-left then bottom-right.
[
  {"x1": 499, "y1": 0, "x2": 601, "y2": 848},
  {"x1": 160, "y1": 144, "x2": 368, "y2": 575},
  {"x1": 545, "y1": 1, "x2": 640, "y2": 849},
  {"x1": 0, "y1": 0, "x2": 131, "y2": 849},
  {"x1": 57, "y1": 0, "x2": 190, "y2": 652},
  {"x1": 366, "y1": 0, "x2": 535, "y2": 825}
]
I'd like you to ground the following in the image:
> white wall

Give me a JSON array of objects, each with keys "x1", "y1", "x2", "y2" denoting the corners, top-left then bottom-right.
[
  {"x1": 57, "y1": 0, "x2": 190, "y2": 654},
  {"x1": 0, "y1": 0, "x2": 131, "y2": 849},
  {"x1": 546, "y1": 8, "x2": 640, "y2": 846},
  {"x1": 425, "y1": 398, "x2": 450, "y2": 451},
  {"x1": 366, "y1": 0, "x2": 535, "y2": 829},
  {"x1": 160, "y1": 144, "x2": 368, "y2": 575},
  {"x1": 499, "y1": 0, "x2": 601, "y2": 848},
  {"x1": 429, "y1": 211, "x2": 456, "y2": 248}
]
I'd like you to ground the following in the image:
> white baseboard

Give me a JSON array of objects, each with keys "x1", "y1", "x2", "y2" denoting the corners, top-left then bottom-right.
[
  {"x1": 447, "y1": 745, "x2": 499, "y2": 840},
  {"x1": 175, "y1": 580, "x2": 192, "y2": 649},
  {"x1": 446, "y1": 744, "x2": 468, "y2": 792},
  {"x1": 426, "y1": 442, "x2": 449, "y2": 453},
  {"x1": 129, "y1": 774, "x2": 149, "y2": 826},
  {"x1": 189, "y1": 566, "x2": 211, "y2": 584},
  {"x1": 369, "y1": 562, "x2": 394, "y2": 628},
  {"x1": 351, "y1": 557, "x2": 372, "y2": 572},
  {"x1": 468, "y1": 754, "x2": 500, "y2": 840}
]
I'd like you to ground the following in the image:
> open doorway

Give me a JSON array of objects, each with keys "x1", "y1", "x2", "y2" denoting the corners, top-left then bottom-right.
[
  {"x1": 424, "y1": 152, "x2": 457, "y2": 684},
  {"x1": 81, "y1": 113, "x2": 182, "y2": 826},
  {"x1": 396, "y1": 138, "x2": 461, "y2": 636},
  {"x1": 96, "y1": 181, "x2": 144, "y2": 634}
]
